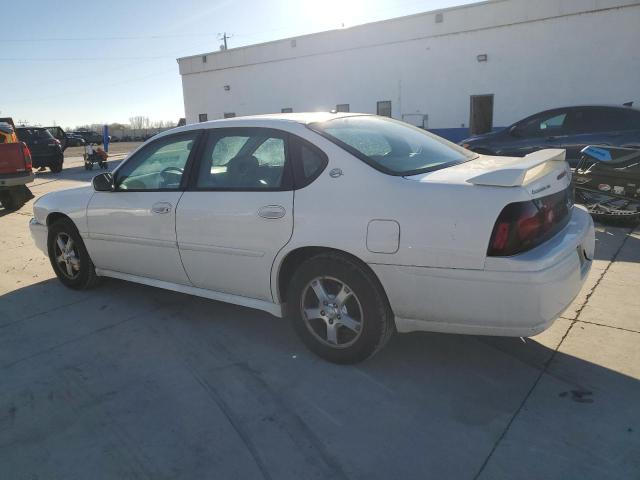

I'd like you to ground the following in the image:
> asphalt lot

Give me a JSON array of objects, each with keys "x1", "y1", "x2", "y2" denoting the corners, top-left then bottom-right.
[{"x1": 1, "y1": 150, "x2": 638, "y2": 479}]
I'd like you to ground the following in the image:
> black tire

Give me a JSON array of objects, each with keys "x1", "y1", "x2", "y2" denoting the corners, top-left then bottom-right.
[
  {"x1": 0, "y1": 191, "x2": 20, "y2": 210},
  {"x1": 47, "y1": 218, "x2": 100, "y2": 290},
  {"x1": 50, "y1": 162, "x2": 63, "y2": 173},
  {"x1": 287, "y1": 252, "x2": 394, "y2": 364}
]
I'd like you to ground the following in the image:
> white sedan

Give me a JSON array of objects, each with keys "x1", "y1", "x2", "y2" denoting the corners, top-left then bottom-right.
[{"x1": 30, "y1": 113, "x2": 594, "y2": 363}]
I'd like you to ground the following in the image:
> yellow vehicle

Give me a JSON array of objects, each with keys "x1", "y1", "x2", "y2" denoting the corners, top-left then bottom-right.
[{"x1": 0, "y1": 120, "x2": 18, "y2": 144}]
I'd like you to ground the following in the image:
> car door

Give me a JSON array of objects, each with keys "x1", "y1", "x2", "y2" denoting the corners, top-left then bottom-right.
[
  {"x1": 176, "y1": 127, "x2": 294, "y2": 302},
  {"x1": 86, "y1": 131, "x2": 202, "y2": 284}
]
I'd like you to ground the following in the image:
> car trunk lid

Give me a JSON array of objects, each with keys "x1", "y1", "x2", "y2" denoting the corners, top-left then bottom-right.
[{"x1": 405, "y1": 149, "x2": 571, "y2": 199}]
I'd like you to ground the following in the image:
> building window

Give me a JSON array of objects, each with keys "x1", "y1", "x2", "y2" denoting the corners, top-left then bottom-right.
[
  {"x1": 377, "y1": 101, "x2": 392, "y2": 117},
  {"x1": 336, "y1": 104, "x2": 350, "y2": 112},
  {"x1": 224, "y1": 112, "x2": 236, "y2": 118},
  {"x1": 198, "y1": 113, "x2": 208, "y2": 122},
  {"x1": 202, "y1": 55, "x2": 207, "y2": 63},
  {"x1": 281, "y1": 108, "x2": 293, "y2": 113}
]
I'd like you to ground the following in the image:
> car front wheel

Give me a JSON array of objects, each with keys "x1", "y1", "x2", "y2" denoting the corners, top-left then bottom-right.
[
  {"x1": 287, "y1": 252, "x2": 395, "y2": 364},
  {"x1": 47, "y1": 219, "x2": 99, "y2": 289}
]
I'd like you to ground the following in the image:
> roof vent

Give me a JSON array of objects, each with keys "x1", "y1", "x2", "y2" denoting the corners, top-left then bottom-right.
[
  {"x1": 291, "y1": 39, "x2": 297, "y2": 47},
  {"x1": 435, "y1": 13, "x2": 443, "y2": 23}
]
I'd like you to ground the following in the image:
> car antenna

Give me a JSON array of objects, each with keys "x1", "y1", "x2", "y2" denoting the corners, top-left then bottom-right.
[{"x1": 623, "y1": 101, "x2": 633, "y2": 107}]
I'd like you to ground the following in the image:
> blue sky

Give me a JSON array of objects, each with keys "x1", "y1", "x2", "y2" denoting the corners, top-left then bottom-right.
[{"x1": 2, "y1": 0, "x2": 478, "y2": 128}]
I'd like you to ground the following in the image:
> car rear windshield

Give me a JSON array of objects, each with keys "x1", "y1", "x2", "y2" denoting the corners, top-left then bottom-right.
[
  {"x1": 309, "y1": 115, "x2": 475, "y2": 175},
  {"x1": 16, "y1": 128, "x2": 53, "y2": 141}
]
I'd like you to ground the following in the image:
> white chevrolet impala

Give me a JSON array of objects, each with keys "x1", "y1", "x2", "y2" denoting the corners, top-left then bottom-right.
[{"x1": 30, "y1": 113, "x2": 594, "y2": 363}]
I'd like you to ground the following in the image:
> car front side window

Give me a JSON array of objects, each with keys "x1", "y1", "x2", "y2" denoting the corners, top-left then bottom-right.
[
  {"x1": 520, "y1": 111, "x2": 569, "y2": 137},
  {"x1": 115, "y1": 132, "x2": 199, "y2": 191}
]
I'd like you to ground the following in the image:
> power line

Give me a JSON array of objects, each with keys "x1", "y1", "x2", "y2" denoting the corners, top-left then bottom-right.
[
  {"x1": 0, "y1": 55, "x2": 174, "y2": 62},
  {"x1": 5, "y1": 67, "x2": 177, "y2": 105},
  {"x1": 4, "y1": 32, "x2": 220, "y2": 42}
]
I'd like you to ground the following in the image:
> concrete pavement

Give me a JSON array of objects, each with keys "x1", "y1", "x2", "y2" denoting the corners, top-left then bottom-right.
[{"x1": 0, "y1": 154, "x2": 638, "y2": 479}]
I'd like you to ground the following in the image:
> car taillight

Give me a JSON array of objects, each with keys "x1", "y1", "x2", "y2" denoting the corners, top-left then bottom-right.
[
  {"x1": 22, "y1": 142, "x2": 32, "y2": 171},
  {"x1": 48, "y1": 139, "x2": 61, "y2": 146},
  {"x1": 488, "y1": 189, "x2": 572, "y2": 257}
]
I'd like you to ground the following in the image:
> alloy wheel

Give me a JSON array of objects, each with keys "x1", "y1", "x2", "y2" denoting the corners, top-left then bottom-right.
[
  {"x1": 300, "y1": 276, "x2": 363, "y2": 348},
  {"x1": 53, "y1": 232, "x2": 81, "y2": 279}
]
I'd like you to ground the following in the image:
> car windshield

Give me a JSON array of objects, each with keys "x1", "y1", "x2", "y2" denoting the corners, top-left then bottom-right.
[{"x1": 309, "y1": 115, "x2": 475, "y2": 175}]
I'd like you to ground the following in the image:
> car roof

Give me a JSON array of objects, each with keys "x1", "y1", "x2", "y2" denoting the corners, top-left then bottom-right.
[
  {"x1": 208, "y1": 111, "x2": 364, "y2": 125},
  {"x1": 121, "y1": 112, "x2": 368, "y2": 155},
  {"x1": 157, "y1": 112, "x2": 368, "y2": 138},
  {"x1": 537, "y1": 105, "x2": 639, "y2": 113}
]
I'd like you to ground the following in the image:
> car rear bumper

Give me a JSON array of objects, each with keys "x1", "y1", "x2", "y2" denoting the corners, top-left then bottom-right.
[
  {"x1": 29, "y1": 218, "x2": 48, "y2": 255},
  {"x1": 371, "y1": 206, "x2": 594, "y2": 337},
  {"x1": 0, "y1": 171, "x2": 34, "y2": 187}
]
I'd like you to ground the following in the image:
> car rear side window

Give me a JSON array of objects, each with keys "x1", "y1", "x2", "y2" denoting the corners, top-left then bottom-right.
[
  {"x1": 310, "y1": 115, "x2": 473, "y2": 176},
  {"x1": 290, "y1": 135, "x2": 328, "y2": 188},
  {"x1": 193, "y1": 128, "x2": 292, "y2": 190},
  {"x1": 572, "y1": 108, "x2": 635, "y2": 132}
]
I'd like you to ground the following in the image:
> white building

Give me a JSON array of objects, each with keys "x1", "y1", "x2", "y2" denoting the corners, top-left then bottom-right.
[{"x1": 177, "y1": 0, "x2": 640, "y2": 141}]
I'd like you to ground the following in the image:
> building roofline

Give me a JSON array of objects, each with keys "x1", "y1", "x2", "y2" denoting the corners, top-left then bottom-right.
[{"x1": 177, "y1": 0, "x2": 504, "y2": 62}]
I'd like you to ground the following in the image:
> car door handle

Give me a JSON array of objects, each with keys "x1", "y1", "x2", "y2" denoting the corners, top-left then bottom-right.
[
  {"x1": 258, "y1": 205, "x2": 286, "y2": 219},
  {"x1": 151, "y1": 202, "x2": 172, "y2": 214}
]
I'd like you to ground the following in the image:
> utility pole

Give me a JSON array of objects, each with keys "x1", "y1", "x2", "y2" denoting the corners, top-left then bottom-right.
[{"x1": 218, "y1": 32, "x2": 232, "y2": 50}]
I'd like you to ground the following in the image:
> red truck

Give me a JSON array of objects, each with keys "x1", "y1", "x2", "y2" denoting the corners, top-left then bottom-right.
[{"x1": 0, "y1": 141, "x2": 34, "y2": 210}]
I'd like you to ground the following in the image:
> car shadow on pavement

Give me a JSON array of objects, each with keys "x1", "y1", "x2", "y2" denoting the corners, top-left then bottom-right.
[
  {"x1": 0, "y1": 276, "x2": 638, "y2": 479},
  {"x1": 593, "y1": 222, "x2": 639, "y2": 263}
]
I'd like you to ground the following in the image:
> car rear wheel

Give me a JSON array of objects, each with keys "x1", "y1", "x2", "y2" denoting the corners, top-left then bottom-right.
[
  {"x1": 287, "y1": 252, "x2": 394, "y2": 364},
  {"x1": 47, "y1": 219, "x2": 99, "y2": 289},
  {"x1": 50, "y1": 162, "x2": 63, "y2": 173}
]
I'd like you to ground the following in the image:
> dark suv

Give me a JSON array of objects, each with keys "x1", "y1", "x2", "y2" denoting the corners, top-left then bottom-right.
[
  {"x1": 15, "y1": 127, "x2": 64, "y2": 172},
  {"x1": 460, "y1": 105, "x2": 640, "y2": 166}
]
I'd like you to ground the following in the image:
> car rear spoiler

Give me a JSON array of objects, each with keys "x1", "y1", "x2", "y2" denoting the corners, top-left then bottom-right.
[{"x1": 467, "y1": 149, "x2": 566, "y2": 187}]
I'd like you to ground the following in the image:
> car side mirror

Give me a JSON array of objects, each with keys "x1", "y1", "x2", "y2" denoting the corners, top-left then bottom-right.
[
  {"x1": 93, "y1": 172, "x2": 114, "y2": 192},
  {"x1": 509, "y1": 125, "x2": 523, "y2": 137}
]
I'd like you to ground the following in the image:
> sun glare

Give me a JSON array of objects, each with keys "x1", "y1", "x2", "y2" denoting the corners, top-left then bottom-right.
[{"x1": 301, "y1": 0, "x2": 366, "y2": 29}]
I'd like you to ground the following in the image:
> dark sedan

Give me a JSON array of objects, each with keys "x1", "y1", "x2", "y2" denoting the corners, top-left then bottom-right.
[{"x1": 460, "y1": 105, "x2": 640, "y2": 166}]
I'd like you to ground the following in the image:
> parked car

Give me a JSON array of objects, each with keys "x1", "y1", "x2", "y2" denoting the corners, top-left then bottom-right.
[
  {"x1": 0, "y1": 137, "x2": 34, "y2": 210},
  {"x1": 72, "y1": 130, "x2": 102, "y2": 145},
  {"x1": 15, "y1": 127, "x2": 64, "y2": 172},
  {"x1": 29, "y1": 113, "x2": 594, "y2": 363},
  {"x1": 66, "y1": 133, "x2": 85, "y2": 147},
  {"x1": 460, "y1": 105, "x2": 640, "y2": 166}
]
